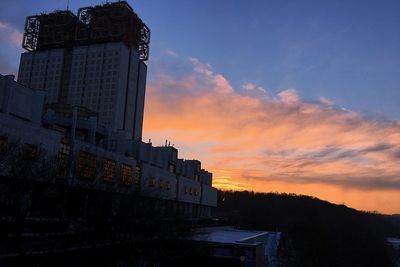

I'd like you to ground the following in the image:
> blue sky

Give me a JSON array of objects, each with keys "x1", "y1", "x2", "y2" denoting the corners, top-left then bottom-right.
[{"x1": 0, "y1": 0, "x2": 400, "y2": 119}]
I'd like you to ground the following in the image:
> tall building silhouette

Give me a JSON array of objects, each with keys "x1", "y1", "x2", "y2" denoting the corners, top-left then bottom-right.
[{"x1": 17, "y1": 2, "x2": 150, "y2": 140}]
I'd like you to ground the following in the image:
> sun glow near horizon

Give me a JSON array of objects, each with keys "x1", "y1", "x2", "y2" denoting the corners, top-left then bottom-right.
[{"x1": 143, "y1": 55, "x2": 400, "y2": 215}]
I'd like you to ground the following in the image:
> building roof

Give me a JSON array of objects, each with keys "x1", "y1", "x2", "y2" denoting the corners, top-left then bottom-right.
[{"x1": 190, "y1": 227, "x2": 267, "y2": 245}]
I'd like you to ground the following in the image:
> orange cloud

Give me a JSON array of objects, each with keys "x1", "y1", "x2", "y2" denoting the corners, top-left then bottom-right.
[{"x1": 143, "y1": 57, "x2": 400, "y2": 214}]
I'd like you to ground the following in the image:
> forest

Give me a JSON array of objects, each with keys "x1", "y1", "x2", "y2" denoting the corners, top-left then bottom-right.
[{"x1": 216, "y1": 190, "x2": 400, "y2": 267}]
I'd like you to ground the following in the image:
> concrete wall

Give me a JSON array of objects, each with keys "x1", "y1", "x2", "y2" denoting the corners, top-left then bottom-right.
[
  {"x1": 140, "y1": 162, "x2": 177, "y2": 200},
  {"x1": 0, "y1": 74, "x2": 45, "y2": 125},
  {"x1": 201, "y1": 184, "x2": 218, "y2": 207},
  {"x1": 177, "y1": 176, "x2": 201, "y2": 204},
  {"x1": 18, "y1": 49, "x2": 65, "y2": 103},
  {"x1": 0, "y1": 112, "x2": 62, "y2": 154}
]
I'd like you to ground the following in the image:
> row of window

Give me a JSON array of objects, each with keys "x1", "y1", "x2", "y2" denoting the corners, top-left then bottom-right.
[
  {"x1": 0, "y1": 138, "x2": 39, "y2": 160},
  {"x1": 148, "y1": 178, "x2": 171, "y2": 190},
  {"x1": 184, "y1": 186, "x2": 200, "y2": 196},
  {"x1": 146, "y1": 176, "x2": 200, "y2": 197},
  {"x1": 76, "y1": 150, "x2": 139, "y2": 186},
  {"x1": 20, "y1": 57, "x2": 62, "y2": 66},
  {"x1": 74, "y1": 51, "x2": 120, "y2": 59}
]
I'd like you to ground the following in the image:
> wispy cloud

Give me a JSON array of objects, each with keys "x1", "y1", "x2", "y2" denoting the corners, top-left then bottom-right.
[
  {"x1": 0, "y1": 20, "x2": 23, "y2": 75},
  {"x1": 243, "y1": 82, "x2": 255, "y2": 91},
  {"x1": 144, "y1": 56, "x2": 400, "y2": 213},
  {"x1": 0, "y1": 21, "x2": 23, "y2": 47},
  {"x1": 166, "y1": 49, "x2": 178, "y2": 57}
]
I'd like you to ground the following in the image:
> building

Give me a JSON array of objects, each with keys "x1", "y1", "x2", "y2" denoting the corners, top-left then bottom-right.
[
  {"x1": 18, "y1": 2, "x2": 149, "y2": 140},
  {"x1": 169, "y1": 226, "x2": 281, "y2": 267},
  {"x1": 388, "y1": 238, "x2": 400, "y2": 251},
  {"x1": 0, "y1": 1, "x2": 217, "y2": 218}
]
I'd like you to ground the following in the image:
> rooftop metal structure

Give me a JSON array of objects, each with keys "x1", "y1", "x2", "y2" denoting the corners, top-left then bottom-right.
[{"x1": 22, "y1": 1, "x2": 150, "y2": 60}]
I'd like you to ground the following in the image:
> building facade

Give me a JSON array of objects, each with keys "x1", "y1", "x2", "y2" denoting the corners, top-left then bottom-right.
[
  {"x1": 0, "y1": 1, "x2": 217, "y2": 217},
  {"x1": 18, "y1": 2, "x2": 149, "y2": 141}
]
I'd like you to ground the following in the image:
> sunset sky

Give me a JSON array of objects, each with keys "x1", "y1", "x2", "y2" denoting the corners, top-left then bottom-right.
[{"x1": 0, "y1": 0, "x2": 400, "y2": 214}]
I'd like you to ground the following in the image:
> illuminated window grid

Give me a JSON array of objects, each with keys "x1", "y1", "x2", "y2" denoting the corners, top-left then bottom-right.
[
  {"x1": 101, "y1": 158, "x2": 116, "y2": 183},
  {"x1": 120, "y1": 163, "x2": 133, "y2": 186},
  {"x1": 76, "y1": 150, "x2": 96, "y2": 179}
]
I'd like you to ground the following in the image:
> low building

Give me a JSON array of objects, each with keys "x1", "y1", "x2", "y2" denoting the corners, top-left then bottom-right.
[
  {"x1": 169, "y1": 226, "x2": 281, "y2": 267},
  {"x1": 388, "y1": 238, "x2": 400, "y2": 250},
  {"x1": 0, "y1": 73, "x2": 217, "y2": 217}
]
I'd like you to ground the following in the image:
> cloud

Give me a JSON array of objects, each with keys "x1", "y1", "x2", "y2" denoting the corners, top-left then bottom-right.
[
  {"x1": 319, "y1": 96, "x2": 334, "y2": 106},
  {"x1": 143, "y1": 56, "x2": 400, "y2": 213},
  {"x1": 277, "y1": 88, "x2": 299, "y2": 104},
  {"x1": 0, "y1": 20, "x2": 23, "y2": 76},
  {"x1": 243, "y1": 82, "x2": 255, "y2": 91},
  {"x1": 0, "y1": 21, "x2": 23, "y2": 47},
  {"x1": 242, "y1": 83, "x2": 267, "y2": 95},
  {"x1": 166, "y1": 49, "x2": 178, "y2": 57},
  {"x1": 257, "y1": 86, "x2": 267, "y2": 93}
]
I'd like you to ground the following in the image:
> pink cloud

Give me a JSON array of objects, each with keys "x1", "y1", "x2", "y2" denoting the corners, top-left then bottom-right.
[
  {"x1": 143, "y1": 57, "x2": 400, "y2": 214},
  {"x1": 0, "y1": 21, "x2": 23, "y2": 47}
]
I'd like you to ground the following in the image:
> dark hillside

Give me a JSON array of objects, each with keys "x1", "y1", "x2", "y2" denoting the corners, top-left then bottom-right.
[{"x1": 217, "y1": 190, "x2": 400, "y2": 267}]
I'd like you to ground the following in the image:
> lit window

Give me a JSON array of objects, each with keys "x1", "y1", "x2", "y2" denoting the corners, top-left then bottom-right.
[
  {"x1": 101, "y1": 158, "x2": 116, "y2": 182},
  {"x1": 120, "y1": 163, "x2": 133, "y2": 186},
  {"x1": 159, "y1": 179, "x2": 163, "y2": 188},
  {"x1": 76, "y1": 150, "x2": 96, "y2": 179}
]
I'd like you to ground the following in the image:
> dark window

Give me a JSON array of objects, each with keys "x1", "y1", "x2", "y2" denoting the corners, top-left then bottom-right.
[
  {"x1": 57, "y1": 140, "x2": 71, "y2": 178},
  {"x1": 0, "y1": 136, "x2": 8, "y2": 155},
  {"x1": 148, "y1": 177, "x2": 156, "y2": 187},
  {"x1": 168, "y1": 163, "x2": 176, "y2": 173},
  {"x1": 166, "y1": 180, "x2": 171, "y2": 190},
  {"x1": 22, "y1": 143, "x2": 38, "y2": 160},
  {"x1": 134, "y1": 165, "x2": 140, "y2": 187}
]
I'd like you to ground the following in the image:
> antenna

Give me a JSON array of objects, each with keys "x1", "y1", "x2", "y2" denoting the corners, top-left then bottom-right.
[{"x1": 66, "y1": 0, "x2": 70, "y2": 10}]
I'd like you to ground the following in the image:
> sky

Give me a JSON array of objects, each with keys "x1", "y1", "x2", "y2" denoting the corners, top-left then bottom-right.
[{"x1": 0, "y1": 0, "x2": 400, "y2": 214}]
